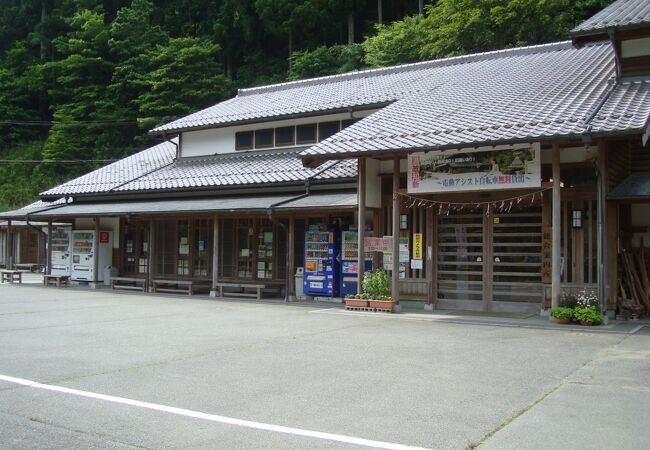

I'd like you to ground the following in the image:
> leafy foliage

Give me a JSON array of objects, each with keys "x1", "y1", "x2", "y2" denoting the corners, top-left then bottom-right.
[
  {"x1": 573, "y1": 306, "x2": 604, "y2": 325},
  {"x1": 362, "y1": 268, "x2": 391, "y2": 300},
  {"x1": 549, "y1": 307, "x2": 574, "y2": 320}
]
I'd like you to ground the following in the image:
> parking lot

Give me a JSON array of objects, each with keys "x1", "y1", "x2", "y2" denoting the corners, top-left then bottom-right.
[{"x1": 0, "y1": 283, "x2": 648, "y2": 449}]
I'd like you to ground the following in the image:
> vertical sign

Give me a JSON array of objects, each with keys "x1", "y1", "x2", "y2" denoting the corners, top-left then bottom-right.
[
  {"x1": 412, "y1": 233, "x2": 423, "y2": 260},
  {"x1": 542, "y1": 227, "x2": 552, "y2": 284}
]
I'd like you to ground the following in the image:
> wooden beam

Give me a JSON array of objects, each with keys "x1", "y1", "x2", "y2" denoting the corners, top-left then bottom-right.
[
  {"x1": 551, "y1": 143, "x2": 561, "y2": 308},
  {"x1": 597, "y1": 140, "x2": 608, "y2": 311},
  {"x1": 392, "y1": 157, "x2": 400, "y2": 304},
  {"x1": 357, "y1": 157, "x2": 366, "y2": 294},
  {"x1": 212, "y1": 215, "x2": 219, "y2": 291},
  {"x1": 148, "y1": 219, "x2": 155, "y2": 291},
  {"x1": 288, "y1": 215, "x2": 295, "y2": 299},
  {"x1": 47, "y1": 220, "x2": 52, "y2": 275},
  {"x1": 92, "y1": 217, "x2": 100, "y2": 287},
  {"x1": 426, "y1": 206, "x2": 434, "y2": 306}
]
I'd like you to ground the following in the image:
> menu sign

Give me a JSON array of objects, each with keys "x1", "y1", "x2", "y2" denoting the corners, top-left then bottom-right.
[{"x1": 408, "y1": 144, "x2": 541, "y2": 193}]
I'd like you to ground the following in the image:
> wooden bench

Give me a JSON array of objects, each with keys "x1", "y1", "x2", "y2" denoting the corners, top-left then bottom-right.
[
  {"x1": 152, "y1": 279, "x2": 211, "y2": 296},
  {"x1": 1, "y1": 270, "x2": 22, "y2": 284},
  {"x1": 43, "y1": 274, "x2": 70, "y2": 287},
  {"x1": 14, "y1": 263, "x2": 42, "y2": 273},
  {"x1": 214, "y1": 282, "x2": 283, "y2": 300},
  {"x1": 111, "y1": 277, "x2": 147, "y2": 292}
]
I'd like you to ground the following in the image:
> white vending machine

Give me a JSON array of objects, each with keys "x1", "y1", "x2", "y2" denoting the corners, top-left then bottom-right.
[
  {"x1": 50, "y1": 227, "x2": 72, "y2": 276},
  {"x1": 71, "y1": 230, "x2": 113, "y2": 282}
]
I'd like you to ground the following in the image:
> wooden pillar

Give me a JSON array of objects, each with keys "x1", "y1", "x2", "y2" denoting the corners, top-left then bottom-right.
[
  {"x1": 391, "y1": 157, "x2": 400, "y2": 304},
  {"x1": 7, "y1": 220, "x2": 12, "y2": 269},
  {"x1": 47, "y1": 220, "x2": 52, "y2": 275},
  {"x1": 597, "y1": 141, "x2": 610, "y2": 312},
  {"x1": 357, "y1": 157, "x2": 366, "y2": 294},
  {"x1": 426, "y1": 205, "x2": 434, "y2": 307},
  {"x1": 92, "y1": 217, "x2": 100, "y2": 288},
  {"x1": 551, "y1": 143, "x2": 561, "y2": 308},
  {"x1": 148, "y1": 219, "x2": 155, "y2": 291},
  {"x1": 211, "y1": 215, "x2": 219, "y2": 294},
  {"x1": 288, "y1": 215, "x2": 295, "y2": 300}
]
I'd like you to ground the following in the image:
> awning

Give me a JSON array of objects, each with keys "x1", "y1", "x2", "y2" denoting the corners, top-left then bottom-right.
[
  {"x1": 608, "y1": 175, "x2": 650, "y2": 200},
  {"x1": 3, "y1": 191, "x2": 357, "y2": 219}
]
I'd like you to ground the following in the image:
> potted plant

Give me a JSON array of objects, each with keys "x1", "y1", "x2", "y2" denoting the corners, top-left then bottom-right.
[
  {"x1": 363, "y1": 269, "x2": 395, "y2": 312},
  {"x1": 573, "y1": 306, "x2": 604, "y2": 326},
  {"x1": 344, "y1": 293, "x2": 369, "y2": 308},
  {"x1": 549, "y1": 307, "x2": 574, "y2": 324}
]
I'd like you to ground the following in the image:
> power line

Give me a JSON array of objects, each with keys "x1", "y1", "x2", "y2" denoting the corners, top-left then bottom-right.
[
  {"x1": 0, "y1": 120, "x2": 142, "y2": 127},
  {"x1": 0, "y1": 159, "x2": 118, "y2": 164}
]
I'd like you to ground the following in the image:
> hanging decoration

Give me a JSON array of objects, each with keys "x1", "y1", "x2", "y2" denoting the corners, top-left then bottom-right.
[{"x1": 395, "y1": 187, "x2": 552, "y2": 216}]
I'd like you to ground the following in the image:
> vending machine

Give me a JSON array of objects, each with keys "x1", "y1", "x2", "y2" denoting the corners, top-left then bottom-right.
[
  {"x1": 49, "y1": 227, "x2": 72, "y2": 276},
  {"x1": 340, "y1": 230, "x2": 373, "y2": 297},
  {"x1": 303, "y1": 226, "x2": 340, "y2": 297},
  {"x1": 71, "y1": 230, "x2": 113, "y2": 281}
]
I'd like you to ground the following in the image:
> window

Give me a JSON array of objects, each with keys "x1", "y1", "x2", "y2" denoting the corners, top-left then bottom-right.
[
  {"x1": 341, "y1": 119, "x2": 356, "y2": 129},
  {"x1": 177, "y1": 220, "x2": 189, "y2": 275},
  {"x1": 318, "y1": 121, "x2": 340, "y2": 141},
  {"x1": 296, "y1": 124, "x2": 317, "y2": 144},
  {"x1": 235, "y1": 131, "x2": 253, "y2": 150},
  {"x1": 255, "y1": 128, "x2": 274, "y2": 148},
  {"x1": 275, "y1": 126, "x2": 295, "y2": 147}
]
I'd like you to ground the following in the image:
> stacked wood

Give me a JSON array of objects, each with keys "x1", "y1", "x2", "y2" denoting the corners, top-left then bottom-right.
[{"x1": 619, "y1": 248, "x2": 650, "y2": 317}]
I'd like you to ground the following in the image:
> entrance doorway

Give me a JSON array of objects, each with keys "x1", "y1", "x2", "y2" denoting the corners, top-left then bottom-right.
[{"x1": 436, "y1": 206, "x2": 543, "y2": 312}]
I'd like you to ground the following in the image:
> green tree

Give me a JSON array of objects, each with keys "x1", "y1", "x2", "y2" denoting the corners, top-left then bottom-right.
[
  {"x1": 363, "y1": 15, "x2": 424, "y2": 67},
  {"x1": 289, "y1": 44, "x2": 364, "y2": 79}
]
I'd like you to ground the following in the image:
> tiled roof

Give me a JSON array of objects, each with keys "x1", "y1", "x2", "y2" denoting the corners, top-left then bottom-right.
[
  {"x1": 589, "y1": 78, "x2": 650, "y2": 133},
  {"x1": 571, "y1": 0, "x2": 650, "y2": 36},
  {"x1": 41, "y1": 140, "x2": 176, "y2": 196},
  {"x1": 151, "y1": 44, "x2": 572, "y2": 134},
  {"x1": 300, "y1": 42, "x2": 650, "y2": 160},
  {"x1": 115, "y1": 148, "x2": 356, "y2": 192}
]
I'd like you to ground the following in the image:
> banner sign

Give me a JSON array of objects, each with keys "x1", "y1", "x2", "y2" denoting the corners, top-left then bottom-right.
[{"x1": 407, "y1": 144, "x2": 541, "y2": 194}]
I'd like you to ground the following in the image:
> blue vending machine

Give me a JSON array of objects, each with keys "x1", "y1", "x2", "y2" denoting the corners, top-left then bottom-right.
[
  {"x1": 303, "y1": 226, "x2": 340, "y2": 297},
  {"x1": 340, "y1": 230, "x2": 373, "y2": 297}
]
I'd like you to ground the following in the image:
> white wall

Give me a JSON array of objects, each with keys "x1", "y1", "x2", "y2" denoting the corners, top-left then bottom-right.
[
  {"x1": 74, "y1": 217, "x2": 120, "y2": 249},
  {"x1": 364, "y1": 158, "x2": 381, "y2": 209},
  {"x1": 180, "y1": 110, "x2": 378, "y2": 157}
]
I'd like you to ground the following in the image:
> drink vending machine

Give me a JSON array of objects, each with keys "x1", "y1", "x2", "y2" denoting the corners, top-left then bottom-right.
[
  {"x1": 71, "y1": 230, "x2": 113, "y2": 281},
  {"x1": 303, "y1": 226, "x2": 340, "y2": 297},
  {"x1": 340, "y1": 230, "x2": 373, "y2": 297},
  {"x1": 49, "y1": 227, "x2": 72, "y2": 276}
]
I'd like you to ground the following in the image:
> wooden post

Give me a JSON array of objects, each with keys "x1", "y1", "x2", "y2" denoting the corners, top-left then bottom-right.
[
  {"x1": 7, "y1": 220, "x2": 12, "y2": 269},
  {"x1": 47, "y1": 220, "x2": 52, "y2": 275},
  {"x1": 92, "y1": 217, "x2": 100, "y2": 288},
  {"x1": 357, "y1": 157, "x2": 366, "y2": 294},
  {"x1": 148, "y1": 219, "x2": 155, "y2": 291},
  {"x1": 392, "y1": 157, "x2": 400, "y2": 305},
  {"x1": 288, "y1": 215, "x2": 295, "y2": 300},
  {"x1": 210, "y1": 215, "x2": 220, "y2": 296},
  {"x1": 597, "y1": 141, "x2": 608, "y2": 313},
  {"x1": 426, "y1": 205, "x2": 434, "y2": 308},
  {"x1": 551, "y1": 143, "x2": 561, "y2": 309}
]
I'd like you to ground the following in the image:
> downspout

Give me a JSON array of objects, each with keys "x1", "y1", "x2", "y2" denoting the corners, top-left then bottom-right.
[{"x1": 266, "y1": 159, "x2": 346, "y2": 302}]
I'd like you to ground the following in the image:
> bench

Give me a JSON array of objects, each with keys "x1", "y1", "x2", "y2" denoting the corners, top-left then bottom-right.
[
  {"x1": 214, "y1": 282, "x2": 283, "y2": 300},
  {"x1": 1, "y1": 270, "x2": 22, "y2": 284},
  {"x1": 111, "y1": 276, "x2": 147, "y2": 292},
  {"x1": 43, "y1": 274, "x2": 70, "y2": 287},
  {"x1": 14, "y1": 263, "x2": 42, "y2": 273},
  {"x1": 152, "y1": 279, "x2": 211, "y2": 296}
]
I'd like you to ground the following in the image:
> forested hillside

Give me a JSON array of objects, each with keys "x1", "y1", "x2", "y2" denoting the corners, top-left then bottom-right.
[{"x1": 0, "y1": 0, "x2": 612, "y2": 211}]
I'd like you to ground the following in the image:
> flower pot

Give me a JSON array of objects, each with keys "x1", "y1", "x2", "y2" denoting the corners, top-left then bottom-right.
[
  {"x1": 345, "y1": 298, "x2": 369, "y2": 308},
  {"x1": 369, "y1": 299, "x2": 395, "y2": 311},
  {"x1": 580, "y1": 320, "x2": 594, "y2": 326},
  {"x1": 555, "y1": 318, "x2": 571, "y2": 324}
]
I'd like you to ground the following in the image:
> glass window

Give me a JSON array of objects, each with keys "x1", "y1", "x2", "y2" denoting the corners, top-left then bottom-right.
[
  {"x1": 235, "y1": 131, "x2": 253, "y2": 150},
  {"x1": 177, "y1": 220, "x2": 189, "y2": 276},
  {"x1": 296, "y1": 124, "x2": 317, "y2": 144},
  {"x1": 255, "y1": 129, "x2": 274, "y2": 148},
  {"x1": 318, "y1": 121, "x2": 340, "y2": 141},
  {"x1": 341, "y1": 119, "x2": 356, "y2": 129},
  {"x1": 275, "y1": 126, "x2": 295, "y2": 147},
  {"x1": 194, "y1": 219, "x2": 211, "y2": 277}
]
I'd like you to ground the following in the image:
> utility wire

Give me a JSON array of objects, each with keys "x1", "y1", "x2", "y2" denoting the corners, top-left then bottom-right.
[
  {"x1": 0, "y1": 159, "x2": 117, "y2": 164},
  {"x1": 0, "y1": 120, "x2": 142, "y2": 126}
]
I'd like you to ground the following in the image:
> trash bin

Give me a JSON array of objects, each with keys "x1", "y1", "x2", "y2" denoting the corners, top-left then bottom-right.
[
  {"x1": 104, "y1": 266, "x2": 118, "y2": 286},
  {"x1": 295, "y1": 267, "x2": 305, "y2": 300}
]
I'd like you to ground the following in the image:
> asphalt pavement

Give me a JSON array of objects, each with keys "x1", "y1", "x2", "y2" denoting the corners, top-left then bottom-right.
[{"x1": 0, "y1": 283, "x2": 648, "y2": 449}]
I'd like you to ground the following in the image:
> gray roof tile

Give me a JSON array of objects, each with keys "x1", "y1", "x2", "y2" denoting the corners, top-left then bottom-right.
[
  {"x1": 301, "y1": 42, "x2": 650, "y2": 159},
  {"x1": 571, "y1": 0, "x2": 650, "y2": 36},
  {"x1": 41, "y1": 140, "x2": 176, "y2": 196}
]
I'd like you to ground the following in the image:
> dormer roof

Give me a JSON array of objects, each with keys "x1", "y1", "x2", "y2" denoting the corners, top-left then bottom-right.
[{"x1": 571, "y1": 0, "x2": 650, "y2": 39}]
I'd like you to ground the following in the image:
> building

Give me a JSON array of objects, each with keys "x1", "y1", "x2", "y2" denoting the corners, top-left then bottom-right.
[{"x1": 2, "y1": 0, "x2": 649, "y2": 314}]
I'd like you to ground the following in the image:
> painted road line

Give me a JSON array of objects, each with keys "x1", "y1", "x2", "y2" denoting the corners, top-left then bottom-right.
[{"x1": 0, "y1": 374, "x2": 429, "y2": 450}]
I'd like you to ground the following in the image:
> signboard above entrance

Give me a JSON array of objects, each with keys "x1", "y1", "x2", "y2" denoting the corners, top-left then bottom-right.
[{"x1": 407, "y1": 144, "x2": 541, "y2": 194}]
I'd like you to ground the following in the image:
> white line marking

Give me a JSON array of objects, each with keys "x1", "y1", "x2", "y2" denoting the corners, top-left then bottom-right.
[
  {"x1": 0, "y1": 374, "x2": 428, "y2": 450},
  {"x1": 629, "y1": 325, "x2": 644, "y2": 334}
]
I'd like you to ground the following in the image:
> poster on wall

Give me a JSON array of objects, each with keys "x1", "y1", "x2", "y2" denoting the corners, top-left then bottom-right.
[{"x1": 407, "y1": 144, "x2": 541, "y2": 193}]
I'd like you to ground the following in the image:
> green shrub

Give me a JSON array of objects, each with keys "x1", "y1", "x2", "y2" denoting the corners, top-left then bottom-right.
[
  {"x1": 362, "y1": 269, "x2": 391, "y2": 300},
  {"x1": 573, "y1": 306, "x2": 603, "y2": 325},
  {"x1": 549, "y1": 307, "x2": 574, "y2": 320},
  {"x1": 559, "y1": 294, "x2": 578, "y2": 309}
]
